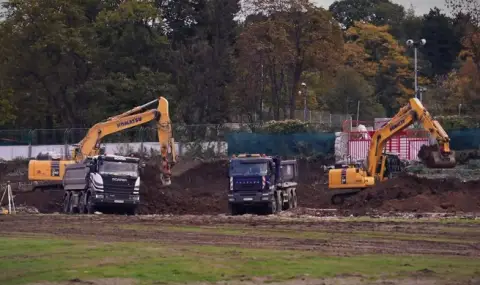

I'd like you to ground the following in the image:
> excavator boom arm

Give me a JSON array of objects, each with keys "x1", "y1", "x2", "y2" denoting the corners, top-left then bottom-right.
[
  {"x1": 74, "y1": 97, "x2": 176, "y2": 166},
  {"x1": 76, "y1": 109, "x2": 159, "y2": 160},
  {"x1": 367, "y1": 98, "x2": 455, "y2": 178}
]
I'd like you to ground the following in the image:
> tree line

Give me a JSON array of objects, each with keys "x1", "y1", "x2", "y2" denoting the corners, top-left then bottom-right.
[{"x1": 0, "y1": 0, "x2": 478, "y2": 129}]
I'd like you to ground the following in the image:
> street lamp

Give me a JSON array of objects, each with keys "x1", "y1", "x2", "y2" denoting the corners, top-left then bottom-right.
[
  {"x1": 406, "y1": 39, "x2": 426, "y2": 100},
  {"x1": 301, "y1": 82, "x2": 307, "y2": 121},
  {"x1": 418, "y1": 86, "x2": 427, "y2": 102}
]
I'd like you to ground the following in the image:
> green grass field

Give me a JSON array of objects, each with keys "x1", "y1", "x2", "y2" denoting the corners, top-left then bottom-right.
[{"x1": 1, "y1": 236, "x2": 480, "y2": 285}]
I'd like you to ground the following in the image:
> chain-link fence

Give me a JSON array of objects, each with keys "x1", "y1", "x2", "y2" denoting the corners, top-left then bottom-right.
[{"x1": 1, "y1": 124, "x2": 480, "y2": 160}]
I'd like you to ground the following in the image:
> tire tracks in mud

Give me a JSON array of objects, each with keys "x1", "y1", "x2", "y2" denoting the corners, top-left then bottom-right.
[{"x1": 1, "y1": 214, "x2": 479, "y2": 257}]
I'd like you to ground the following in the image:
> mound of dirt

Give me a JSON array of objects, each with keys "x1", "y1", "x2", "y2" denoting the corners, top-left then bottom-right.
[
  {"x1": 13, "y1": 190, "x2": 64, "y2": 213},
  {"x1": 341, "y1": 174, "x2": 480, "y2": 215},
  {"x1": 138, "y1": 157, "x2": 333, "y2": 215},
  {"x1": 138, "y1": 159, "x2": 229, "y2": 215},
  {"x1": 3, "y1": 156, "x2": 333, "y2": 214}
]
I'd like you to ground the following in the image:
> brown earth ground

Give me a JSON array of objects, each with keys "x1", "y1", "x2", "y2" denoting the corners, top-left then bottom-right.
[
  {"x1": 2, "y1": 157, "x2": 480, "y2": 215},
  {"x1": 1, "y1": 214, "x2": 480, "y2": 258}
]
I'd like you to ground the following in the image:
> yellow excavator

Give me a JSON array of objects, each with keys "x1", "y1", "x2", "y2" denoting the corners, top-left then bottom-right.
[
  {"x1": 27, "y1": 96, "x2": 176, "y2": 191},
  {"x1": 328, "y1": 98, "x2": 456, "y2": 204}
]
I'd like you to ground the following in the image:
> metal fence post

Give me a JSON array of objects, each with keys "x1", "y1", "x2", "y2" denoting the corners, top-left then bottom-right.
[
  {"x1": 30, "y1": 129, "x2": 38, "y2": 158},
  {"x1": 27, "y1": 129, "x2": 33, "y2": 158},
  {"x1": 139, "y1": 127, "x2": 145, "y2": 156},
  {"x1": 64, "y1": 129, "x2": 71, "y2": 158}
]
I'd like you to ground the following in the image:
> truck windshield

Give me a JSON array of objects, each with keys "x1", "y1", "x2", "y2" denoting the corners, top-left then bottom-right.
[
  {"x1": 99, "y1": 161, "x2": 138, "y2": 177},
  {"x1": 229, "y1": 161, "x2": 268, "y2": 176}
]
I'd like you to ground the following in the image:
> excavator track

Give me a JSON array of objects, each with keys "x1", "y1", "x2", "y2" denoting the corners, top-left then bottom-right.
[{"x1": 418, "y1": 145, "x2": 456, "y2": 168}]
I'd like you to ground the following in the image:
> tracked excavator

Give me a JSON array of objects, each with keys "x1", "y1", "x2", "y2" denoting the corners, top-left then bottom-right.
[
  {"x1": 328, "y1": 98, "x2": 456, "y2": 205},
  {"x1": 27, "y1": 96, "x2": 177, "y2": 193}
]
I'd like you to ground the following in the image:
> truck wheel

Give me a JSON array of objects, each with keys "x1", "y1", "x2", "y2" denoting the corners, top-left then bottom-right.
[
  {"x1": 63, "y1": 192, "x2": 71, "y2": 214},
  {"x1": 275, "y1": 192, "x2": 282, "y2": 213},
  {"x1": 78, "y1": 194, "x2": 86, "y2": 214},
  {"x1": 287, "y1": 190, "x2": 294, "y2": 210},
  {"x1": 68, "y1": 193, "x2": 78, "y2": 214},
  {"x1": 266, "y1": 197, "x2": 277, "y2": 215},
  {"x1": 229, "y1": 203, "x2": 238, "y2": 216},
  {"x1": 86, "y1": 194, "x2": 95, "y2": 214},
  {"x1": 292, "y1": 190, "x2": 298, "y2": 208},
  {"x1": 126, "y1": 207, "x2": 137, "y2": 216}
]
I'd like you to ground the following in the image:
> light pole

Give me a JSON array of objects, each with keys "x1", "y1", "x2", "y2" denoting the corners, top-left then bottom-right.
[
  {"x1": 406, "y1": 39, "x2": 426, "y2": 100},
  {"x1": 301, "y1": 82, "x2": 307, "y2": 121},
  {"x1": 418, "y1": 86, "x2": 427, "y2": 102}
]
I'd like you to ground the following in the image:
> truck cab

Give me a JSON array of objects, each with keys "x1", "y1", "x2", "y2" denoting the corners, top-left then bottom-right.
[
  {"x1": 227, "y1": 154, "x2": 298, "y2": 215},
  {"x1": 63, "y1": 154, "x2": 141, "y2": 215}
]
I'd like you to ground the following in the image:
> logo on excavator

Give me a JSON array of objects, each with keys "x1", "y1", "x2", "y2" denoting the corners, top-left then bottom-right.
[
  {"x1": 389, "y1": 119, "x2": 405, "y2": 131},
  {"x1": 117, "y1": 117, "x2": 142, "y2": 128}
]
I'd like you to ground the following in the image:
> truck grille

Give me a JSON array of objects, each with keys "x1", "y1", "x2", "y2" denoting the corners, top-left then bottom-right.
[
  {"x1": 233, "y1": 177, "x2": 262, "y2": 191},
  {"x1": 102, "y1": 176, "x2": 136, "y2": 195}
]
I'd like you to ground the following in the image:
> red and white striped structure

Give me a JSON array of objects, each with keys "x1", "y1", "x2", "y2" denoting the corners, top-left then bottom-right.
[{"x1": 343, "y1": 119, "x2": 432, "y2": 162}]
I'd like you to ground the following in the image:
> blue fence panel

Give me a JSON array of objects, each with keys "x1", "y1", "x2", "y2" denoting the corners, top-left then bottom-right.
[
  {"x1": 0, "y1": 130, "x2": 32, "y2": 145},
  {"x1": 226, "y1": 132, "x2": 336, "y2": 156},
  {"x1": 448, "y1": 128, "x2": 480, "y2": 150}
]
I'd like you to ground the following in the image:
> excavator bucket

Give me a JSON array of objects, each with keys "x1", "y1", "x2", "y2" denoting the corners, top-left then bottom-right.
[{"x1": 418, "y1": 145, "x2": 456, "y2": 168}]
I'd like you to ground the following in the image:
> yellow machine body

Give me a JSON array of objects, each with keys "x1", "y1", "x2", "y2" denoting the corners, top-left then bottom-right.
[
  {"x1": 327, "y1": 98, "x2": 456, "y2": 204},
  {"x1": 27, "y1": 96, "x2": 176, "y2": 190},
  {"x1": 328, "y1": 167, "x2": 375, "y2": 189},
  {"x1": 28, "y1": 159, "x2": 76, "y2": 181}
]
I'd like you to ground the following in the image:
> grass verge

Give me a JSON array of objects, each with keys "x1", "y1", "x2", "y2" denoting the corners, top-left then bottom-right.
[{"x1": 1, "y1": 237, "x2": 480, "y2": 285}]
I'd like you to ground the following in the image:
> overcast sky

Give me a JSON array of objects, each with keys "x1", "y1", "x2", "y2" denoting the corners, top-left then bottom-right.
[{"x1": 313, "y1": 0, "x2": 450, "y2": 16}]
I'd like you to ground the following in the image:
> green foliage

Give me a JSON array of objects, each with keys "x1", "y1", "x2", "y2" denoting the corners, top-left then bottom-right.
[
  {"x1": 435, "y1": 115, "x2": 480, "y2": 130},
  {"x1": 0, "y1": 0, "x2": 477, "y2": 132},
  {"x1": 329, "y1": 0, "x2": 406, "y2": 33},
  {"x1": 323, "y1": 67, "x2": 385, "y2": 120},
  {"x1": 0, "y1": 89, "x2": 16, "y2": 126},
  {"x1": 421, "y1": 7, "x2": 463, "y2": 76},
  {"x1": 258, "y1": 119, "x2": 320, "y2": 134}
]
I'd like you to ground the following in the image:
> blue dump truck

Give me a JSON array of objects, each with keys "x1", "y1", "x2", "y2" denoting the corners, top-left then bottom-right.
[{"x1": 227, "y1": 154, "x2": 298, "y2": 215}]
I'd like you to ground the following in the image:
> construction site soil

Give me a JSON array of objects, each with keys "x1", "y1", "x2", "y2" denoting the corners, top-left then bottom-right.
[
  {"x1": 2, "y1": 158, "x2": 480, "y2": 215},
  {"x1": 1, "y1": 214, "x2": 480, "y2": 258}
]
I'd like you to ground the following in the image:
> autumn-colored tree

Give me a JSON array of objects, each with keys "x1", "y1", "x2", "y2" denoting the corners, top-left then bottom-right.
[
  {"x1": 446, "y1": 0, "x2": 480, "y2": 69},
  {"x1": 234, "y1": 0, "x2": 344, "y2": 121},
  {"x1": 343, "y1": 21, "x2": 427, "y2": 115}
]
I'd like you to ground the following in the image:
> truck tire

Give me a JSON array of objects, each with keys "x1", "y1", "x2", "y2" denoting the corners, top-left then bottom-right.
[
  {"x1": 275, "y1": 192, "x2": 282, "y2": 213},
  {"x1": 86, "y1": 193, "x2": 95, "y2": 214},
  {"x1": 266, "y1": 197, "x2": 277, "y2": 215},
  {"x1": 287, "y1": 189, "x2": 294, "y2": 209},
  {"x1": 125, "y1": 207, "x2": 137, "y2": 216},
  {"x1": 68, "y1": 192, "x2": 79, "y2": 214},
  {"x1": 228, "y1": 203, "x2": 238, "y2": 216},
  {"x1": 63, "y1": 192, "x2": 71, "y2": 214},
  {"x1": 282, "y1": 192, "x2": 289, "y2": 211},
  {"x1": 78, "y1": 193, "x2": 86, "y2": 214}
]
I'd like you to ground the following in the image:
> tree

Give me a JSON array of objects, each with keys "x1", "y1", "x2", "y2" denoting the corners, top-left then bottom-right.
[
  {"x1": 420, "y1": 7, "x2": 462, "y2": 76},
  {"x1": 446, "y1": 0, "x2": 480, "y2": 69},
  {"x1": 167, "y1": 0, "x2": 240, "y2": 124},
  {"x1": 235, "y1": 0, "x2": 344, "y2": 120},
  {"x1": 323, "y1": 67, "x2": 385, "y2": 120},
  {"x1": 328, "y1": 0, "x2": 405, "y2": 36},
  {"x1": 0, "y1": 0, "x2": 97, "y2": 128},
  {"x1": 0, "y1": 0, "x2": 173, "y2": 128},
  {"x1": 344, "y1": 21, "x2": 425, "y2": 115}
]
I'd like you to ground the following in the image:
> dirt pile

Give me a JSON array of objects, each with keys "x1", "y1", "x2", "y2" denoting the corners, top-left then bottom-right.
[
  {"x1": 342, "y1": 174, "x2": 480, "y2": 215},
  {"x1": 138, "y1": 159, "x2": 229, "y2": 215},
  {"x1": 12, "y1": 190, "x2": 64, "y2": 213},
  {"x1": 137, "y1": 157, "x2": 333, "y2": 215}
]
